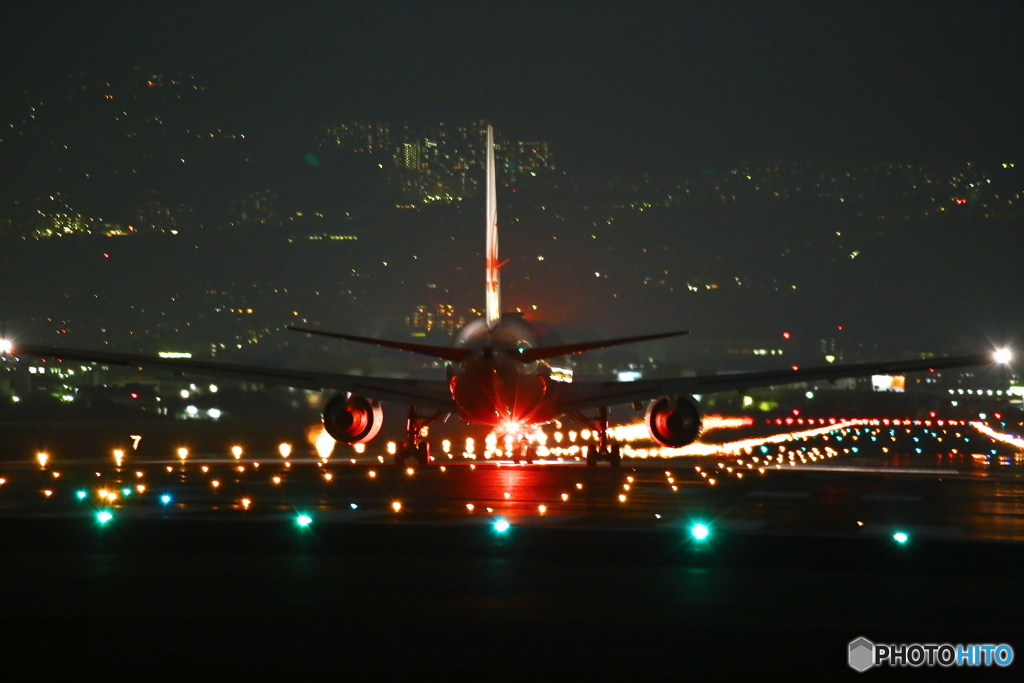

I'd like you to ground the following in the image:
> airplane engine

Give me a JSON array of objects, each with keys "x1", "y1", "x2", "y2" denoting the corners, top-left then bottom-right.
[
  {"x1": 322, "y1": 394, "x2": 383, "y2": 444},
  {"x1": 645, "y1": 395, "x2": 702, "y2": 448}
]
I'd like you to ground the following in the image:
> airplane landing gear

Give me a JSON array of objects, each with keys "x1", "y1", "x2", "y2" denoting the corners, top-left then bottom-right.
[
  {"x1": 577, "y1": 407, "x2": 622, "y2": 467},
  {"x1": 395, "y1": 407, "x2": 443, "y2": 466},
  {"x1": 516, "y1": 439, "x2": 535, "y2": 465},
  {"x1": 607, "y1": 441, "x2": 621, "y2": 467}
]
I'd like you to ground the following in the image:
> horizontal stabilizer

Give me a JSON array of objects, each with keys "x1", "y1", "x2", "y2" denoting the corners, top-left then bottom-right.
[
  {"x1": 518, "y1": 330, "x2": 689, "y2": 362},
  {"x1": 287, "y1": 326, "x2": 470, "y2": 362}
]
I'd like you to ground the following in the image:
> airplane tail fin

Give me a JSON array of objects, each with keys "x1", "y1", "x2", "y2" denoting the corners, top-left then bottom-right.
[{"x1": 485, "y1": 124, "x2": 502, "y2": 330}]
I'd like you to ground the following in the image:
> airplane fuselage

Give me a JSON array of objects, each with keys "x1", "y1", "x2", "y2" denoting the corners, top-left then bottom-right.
[{"x1": 446, "y1": 315, "x2": 566, "y2": 427}]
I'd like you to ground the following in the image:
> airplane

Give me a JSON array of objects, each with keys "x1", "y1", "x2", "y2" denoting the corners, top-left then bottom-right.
[{"x1": 2, "y1": 126, "x2": 1010, "y2": 466}]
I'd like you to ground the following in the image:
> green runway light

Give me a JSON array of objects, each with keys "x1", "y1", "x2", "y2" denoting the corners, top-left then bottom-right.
[
  {"x1": 494, "y1": 518, "x2": 511, "y2": 533},
  {"x1": 97, "y1": 511, "x2": 113, "y2": 524},
  {"x1": 691, "y1": 523, "x2": 710, "y2": 540},
  {"x1": 122, "y1": 488, "x2": 131, "y2": 496},
  {"x1": 893, "y1": 531, "x2": 909, "y2": 544},
  {"x1": 76, "y1": 490, "x2": 87, "y2": 500},
  {"x1": 296, "y1": 514, "x2": 312, "y2": 527},
  {"x1": 160, "y1": 494, "x2": 172, "y2": 505}
]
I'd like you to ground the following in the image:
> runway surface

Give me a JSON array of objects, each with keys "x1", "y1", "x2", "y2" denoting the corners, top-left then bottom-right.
[{"x1": 2, "y1": 419, "x2": 1023, "y2": 678}]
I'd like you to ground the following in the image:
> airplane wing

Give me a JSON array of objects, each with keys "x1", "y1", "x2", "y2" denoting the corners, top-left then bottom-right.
[
  {"x1": 5, "y1": 343, "x2": 456, "y2": 413},
  {"x1": 556, "y1": 352, "x2": 998, "y2": 413}
]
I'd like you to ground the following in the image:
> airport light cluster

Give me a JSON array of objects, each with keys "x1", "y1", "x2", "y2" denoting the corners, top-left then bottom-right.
[{"x1": 3, "y1": 415, "x2": 1021, "y2": 547}]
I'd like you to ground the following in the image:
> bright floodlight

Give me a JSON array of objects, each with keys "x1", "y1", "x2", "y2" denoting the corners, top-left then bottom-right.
[
  {"x1": 995, "y1": 348, "x2": 1012, "y2": 364},
  {"x1": 893, "y1": 531, "x2": 909, "y2": 544},
  {"x1": 494, "y1": 518, "x2": 511, "y2": 533},
  {"x1": 691, "y1": 523, "x2": 710, "y2": 540},
  {"x1": 296, "y1": 514, "x2": 312, "y2": 527},
  {"x1": 0, "y1": 339, "x2": 11, "y2": 354},
  {"x1": 96, "y1": 511, "x2": 113, "y2": 524}
]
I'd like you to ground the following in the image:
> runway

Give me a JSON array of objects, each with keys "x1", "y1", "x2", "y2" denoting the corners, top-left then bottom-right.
[
  {"x1": 3, "y1": 417, "x2": 1024, "y2": 541},
  {"x1": 2, "y1": 420, "x2": 1023, "y2": 678}
]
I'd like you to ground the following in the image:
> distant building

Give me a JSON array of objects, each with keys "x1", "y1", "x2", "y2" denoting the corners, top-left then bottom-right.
[
  {"x1": 32, "y1": 211, "x2": 97, "y2": 238},
  {"x1": 229, "y1": 190, "x2": 278, "y2": 226},
  {"x1": 406, "y1": 304, "x2": 466, "y2": 337},
  {"x1": 323, "y1": 121, "x2": 393, "y2": 155},
  {"x1": 136, "y1": 201, "x2": 197, "y2": 233},
  {"x1": 322, "y1": 120, "x2": 554, "y2": 205}
]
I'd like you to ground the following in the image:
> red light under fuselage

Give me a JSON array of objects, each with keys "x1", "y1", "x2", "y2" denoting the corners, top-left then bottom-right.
[{"x1": 447, "y1": 316, "x2": 566, "y2": 426}]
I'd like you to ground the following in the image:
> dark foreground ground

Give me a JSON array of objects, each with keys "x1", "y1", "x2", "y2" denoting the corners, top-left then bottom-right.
[
  {"x1": 4, "y1": 486, "x2": 1024, "y2": 680},
  {"x1": 4, "y1": 519, "x2": 1023, "y2": 680},
  {"x1": 2, "y1": 416, "x2": 1023, "y2": 680}
]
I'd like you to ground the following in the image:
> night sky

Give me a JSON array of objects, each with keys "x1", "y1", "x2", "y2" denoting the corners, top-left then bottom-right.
[
  {"x1": 4, "y1": 1, "x2": 1021, "y2": 167},
  {"x1": 1, "y1": 1, "x2": 1022, "y2": 363}
]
